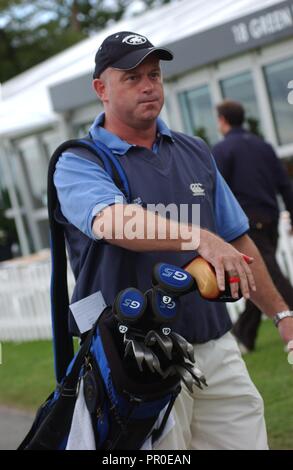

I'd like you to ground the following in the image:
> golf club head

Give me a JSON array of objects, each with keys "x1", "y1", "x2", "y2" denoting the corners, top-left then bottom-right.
[
  {"x1": 140, "y1": 343, "x2": 164, "y2": 376},
  {"x1": 123, "y1": 330, "x2": 135, "y2": 345},
  {"x1": 170, "y1": 331, "x2": 195, "y2": 363},
  {"x1": 172, "y1": 364, "x2": 196, "y2": 393},
  {"x1": 183, "y1": 362, "x2": 208, "y2": 388},
  {"x1": 145, "y1": 330, "x2": 173, "y2": 361},
  {"x1": 124, "y1": 338, "x2": 145, "y2": 372}
]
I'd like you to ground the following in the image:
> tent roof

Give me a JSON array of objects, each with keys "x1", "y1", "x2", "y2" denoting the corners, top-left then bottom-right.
[{"x1": 0, "y1": 0, "x2": 286, "y2": 137}]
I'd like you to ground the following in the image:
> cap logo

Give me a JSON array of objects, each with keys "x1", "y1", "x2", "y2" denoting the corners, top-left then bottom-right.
[{"x1": 122, "y1": 34, "x2": 147, "y2": 45}]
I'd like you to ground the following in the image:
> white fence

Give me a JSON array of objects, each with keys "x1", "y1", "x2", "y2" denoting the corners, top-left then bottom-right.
[
  {"x1": 1, "y1": 213, "x2": 293, "y2": 342},
  {"x1": 0, "y1": 250, "x2": 75, "y2": 341}
]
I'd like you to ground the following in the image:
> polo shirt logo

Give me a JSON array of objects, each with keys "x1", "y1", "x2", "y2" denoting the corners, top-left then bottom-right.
[
  {"x1": 190, "y1": 183, "x2": 205, "y2": 196},
  {"x1": 132, "y1": 196, "x2": 143, "y2": 205}
]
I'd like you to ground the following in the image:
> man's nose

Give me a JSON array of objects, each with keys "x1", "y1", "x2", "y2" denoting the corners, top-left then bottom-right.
[{"x1": 140, "y1": 76, "x2": 155, "y2": 93}]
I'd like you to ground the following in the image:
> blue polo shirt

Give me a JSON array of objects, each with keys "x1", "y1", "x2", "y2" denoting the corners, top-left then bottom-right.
[
  {"x1": 55, "y1": 114, "x2": 248, "y2": 241},
  {"x1": 54, "y1": 113, "x2": 249, "y2": 343}
]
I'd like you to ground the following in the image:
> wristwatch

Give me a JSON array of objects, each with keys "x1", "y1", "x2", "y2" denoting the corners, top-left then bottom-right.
[{"x1": 273, "y1": 310, "x2": 293, "y2": 327}]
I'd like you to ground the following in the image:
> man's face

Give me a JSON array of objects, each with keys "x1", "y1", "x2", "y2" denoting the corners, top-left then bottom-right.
[{"x1": 94, "y1": 55, "x2": 164, "y2": 129}]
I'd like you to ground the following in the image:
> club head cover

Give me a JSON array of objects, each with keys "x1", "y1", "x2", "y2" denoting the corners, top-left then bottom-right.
[
  {"x1": 183, "y1": 257, "x2": 220, "y2": 299},
  {"x1": 183, "y1": 257, "x2": 242, "y2": 302},
  {"x1": 146, "y1": 288, "x2": 178, "y2": 324},
  {"x1": 113, "y1": 287, "x2": 147, "y2": 325},
  {"x1": 152, "y1": 263, "x2": 195, "y2": 297}
]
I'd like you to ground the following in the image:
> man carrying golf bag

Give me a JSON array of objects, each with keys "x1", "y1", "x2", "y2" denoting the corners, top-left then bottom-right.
[
  {"x1": 19, "y1": 262, "x2": 211, "y2": 450},
  {"x1": 20, "y1": 30, "x2": 293, "y2": 450}
]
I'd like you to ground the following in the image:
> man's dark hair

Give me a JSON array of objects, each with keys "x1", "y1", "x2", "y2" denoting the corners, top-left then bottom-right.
[{"x1": 216, "y1": 100, "x2": 245, "y2": 126}]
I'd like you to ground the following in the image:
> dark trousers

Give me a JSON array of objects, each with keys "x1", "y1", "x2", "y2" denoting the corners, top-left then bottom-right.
[{"x1": 232, "y1": 223, "x2": 293, "y2": 350}]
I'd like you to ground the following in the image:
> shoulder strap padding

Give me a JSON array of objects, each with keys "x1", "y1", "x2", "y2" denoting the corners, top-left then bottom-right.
[{"x1": 47, "y1": 138, "x2": 130, "y2": 384}]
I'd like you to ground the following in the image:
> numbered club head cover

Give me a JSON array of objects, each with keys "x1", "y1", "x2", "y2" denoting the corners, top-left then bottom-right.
[
  {"x1": 152, "y1": 263, "x2": 195, "y2": 296},
  {"x1": 146, "y1": 288, "x2": 178, "y2": 324},
  {"x1": 114, "y1": 287, "x2": 147, "y2": 325}
]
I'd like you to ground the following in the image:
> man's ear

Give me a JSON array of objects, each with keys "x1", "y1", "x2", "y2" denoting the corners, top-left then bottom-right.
[{"x1": 92, "y1": 78, "x2": 107, "y2": 102}]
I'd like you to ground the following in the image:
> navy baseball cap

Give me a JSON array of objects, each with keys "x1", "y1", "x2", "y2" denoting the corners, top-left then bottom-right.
[{"x1": 93, "y1": 31, "x2": 173, "y2": 78}]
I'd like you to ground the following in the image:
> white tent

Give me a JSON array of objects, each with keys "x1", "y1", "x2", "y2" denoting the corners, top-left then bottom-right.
[{"x1": 0, "y1": 0, "x2": 284, "y2": 138}]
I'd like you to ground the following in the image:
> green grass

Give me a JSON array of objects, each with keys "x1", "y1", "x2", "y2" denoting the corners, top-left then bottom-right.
[
  {"x1": 243, "y1": 320, "x2": 293, "y2": 450},
  {"x1": 0, "y1": 339, "x2": 79, "y2": 411},
  {"x1": 0, "y1": 322, "x2": 292, "y2": 449},
  {"x1": 0, "y1": 340, "x2": 55, "y2": 410}
]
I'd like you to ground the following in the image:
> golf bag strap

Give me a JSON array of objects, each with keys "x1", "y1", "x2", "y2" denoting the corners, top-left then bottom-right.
[
  {"x1": 17, "y1": 313, "x2": 106, "y2": 451},
  {"x1": 17, "y1": 390, "x2": 55, "y2": 450},
  {"x1": 60, "y1": 312, "x2": 105, "y2": 392},
  {"x1": 47, "y1": 136, "x2": 131, "y2": 384}
]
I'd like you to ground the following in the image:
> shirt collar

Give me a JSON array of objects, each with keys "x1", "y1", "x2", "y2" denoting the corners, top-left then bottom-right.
[
  {"x1": 89, "y1": 112, "x2": 173, "y2": 155},
  {"x1": 225, "y1": 127, "x2": 246, "y2": 138}
]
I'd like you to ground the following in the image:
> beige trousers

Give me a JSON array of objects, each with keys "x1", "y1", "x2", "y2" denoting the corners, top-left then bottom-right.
[{"x1": 154, "y1": 331, "x2": 268, "y2": 450}]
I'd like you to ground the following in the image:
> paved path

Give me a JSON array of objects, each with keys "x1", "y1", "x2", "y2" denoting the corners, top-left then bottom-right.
[{"x1": 0, "y1": 406, "x2": 34, "y2": 450}]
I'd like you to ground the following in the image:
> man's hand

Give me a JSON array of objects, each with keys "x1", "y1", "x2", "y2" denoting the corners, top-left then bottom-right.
[
  {"x1": 198, "y1": 229, "x2": 256, "y2": 299},
  {"x1": 277, "y1": 318, "x2": 293, "y2": 349}
]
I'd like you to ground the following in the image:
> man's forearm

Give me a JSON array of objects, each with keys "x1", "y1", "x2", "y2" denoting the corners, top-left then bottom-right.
[
  {"x1": 93, "y1": 204, "x2": 256, "y2": 298},
  {"x1": 231, "y1": 234, "x2": 288, "y2": 317},
  {"x1": 92, "y1": 204, "x2": 200, "y2": 251}
]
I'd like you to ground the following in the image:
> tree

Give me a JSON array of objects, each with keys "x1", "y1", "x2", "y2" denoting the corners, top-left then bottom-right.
[{"x1": 0, "y1": 0, "x2": 172, "y2": 83}]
